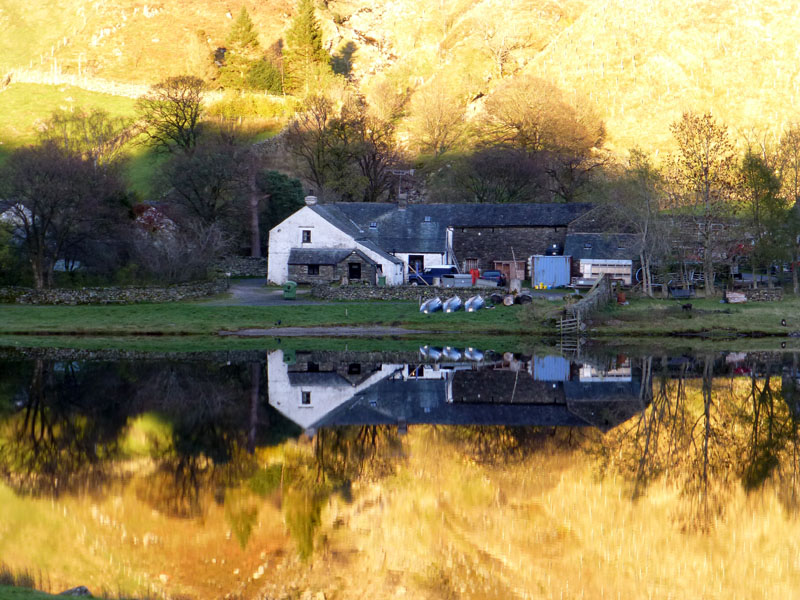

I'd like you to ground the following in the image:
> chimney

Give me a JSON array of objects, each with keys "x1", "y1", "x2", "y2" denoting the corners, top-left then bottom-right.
[{"x1": 304, "y1": 195, "x2": 318, "y2": 206}]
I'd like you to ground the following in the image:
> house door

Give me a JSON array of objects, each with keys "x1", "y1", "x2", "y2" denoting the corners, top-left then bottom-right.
[
  {"x1": 408, "y1": 255, "x2": 424, "y2": 275},
  {"x1": 348, "y1": 262, "x2": 361, "y2": 280}
]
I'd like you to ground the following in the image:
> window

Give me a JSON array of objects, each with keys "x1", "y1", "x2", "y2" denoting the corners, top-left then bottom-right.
[
  {"x1": 424, "y1": 216, "x2": 431, "y2": 223},
  {"x1": 584, "y1": 243, "x2": 592, "y2": 249},
  {"x1": 370, "y1": 222, "x2": 378, "y2": 228},
  {"x1": 301, "y1": 391, "x2": 311, "y2": 405},
  {"x1": 348, "y1": 363, "x2": 361, "y2": 375},
  {"x1": 464, "y1": 258, "x2": 479, "y2": 271},
  {"x1": 376, "y1": 264, "x2": 383, "y2": 274},
  {"x1": 302, "y1": 230, "x2": 311, "y2": 243},
  {"x1": 307, "y1": 264, "x2": 319, "y2": 275}
]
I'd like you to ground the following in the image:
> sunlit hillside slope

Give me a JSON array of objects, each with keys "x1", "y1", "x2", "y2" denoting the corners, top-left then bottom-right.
[{"x1": 2, "y1": 0, "x2": 800, "y2": 153}]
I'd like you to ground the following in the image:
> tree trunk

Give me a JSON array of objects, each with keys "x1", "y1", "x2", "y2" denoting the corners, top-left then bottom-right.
[
  {"x1": 793, "y1": 258, "x2": 799, "y2": 296},
  {"x1": 249, "y1": 168, "x2": 261, "y2": 258},
  {"x1": 703, "y1": 253, "x2": 715, "y2": 297}
]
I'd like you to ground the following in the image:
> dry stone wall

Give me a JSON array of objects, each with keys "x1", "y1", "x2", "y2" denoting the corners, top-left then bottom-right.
[
  {"x1": 741, "y1": 288, "x2": 783, "y2": 302},
  {"x1": 0, "y1": 279, "x2": 227, "y2": 305},
  {"x1": 216, "y1": 257, "x2": 268, "y2": 278},
  {"x1": 311, "y1": 283, "x2": 490, "y2": 302}
]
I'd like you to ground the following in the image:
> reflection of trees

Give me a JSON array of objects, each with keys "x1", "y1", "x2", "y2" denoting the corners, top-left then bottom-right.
[
  {"x1": 0, "y1": 359, "x2": 300, "y2": 522},
  {"x1": 443, "y1": 425, "x2": 581, "y2": 465},
  {"x1": 132, "y1": 362, "x2": 262, "y2": 518},
  {"x1": 599, "y1": 353, "x2": 800, "y2": 530},
  {"x1": 0, "y1": 359, "x2": 130, "y2": 496},
  {"x1": 314, "y1": 425, "x2": 402, "y2": 487},
  {"x1": 275, "y1": 426, "x2": 403, "y2": 560}
]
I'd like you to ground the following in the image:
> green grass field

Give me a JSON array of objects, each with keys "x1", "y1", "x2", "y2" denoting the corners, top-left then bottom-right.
[
  {"x1": 0, "y1": 299, "x2": 545, "y2": 336},
  {"x1": 0, "y1": 587, "x2": 63, "y2": 600},
  {"x1": 0, "y1": 83, "x2": 137, "y2": 151}
]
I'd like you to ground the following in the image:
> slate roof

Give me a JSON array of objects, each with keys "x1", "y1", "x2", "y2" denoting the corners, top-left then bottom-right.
[
  {"x1": 311, "y1": 202, "x2": 593, "y2": 254},
  {"x1": 288, "y1": 372, "x2": 351, "y2": 387},
  {"x1": 564, "y1": 233, "x2": 641, "y2": 260},
  {"x1": 288, "y1": 248, "x2": 354, "y2": 265}
]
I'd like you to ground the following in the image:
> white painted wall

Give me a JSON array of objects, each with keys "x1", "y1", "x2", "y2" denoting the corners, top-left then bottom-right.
[
  {"x1": 267, "y1": 206, "x2": 405, "y2": 285},
  {"x1": 267, "y1": 350, "x2": 403, "y2": 431}
]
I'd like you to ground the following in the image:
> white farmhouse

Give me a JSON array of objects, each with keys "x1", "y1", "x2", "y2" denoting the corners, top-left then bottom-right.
[{"x1": 267, "y1": 197, "x2": 450, "y2": 285}]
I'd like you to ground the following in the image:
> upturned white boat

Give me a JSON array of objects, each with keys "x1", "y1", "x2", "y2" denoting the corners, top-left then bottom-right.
[
  {"x1": 464, "y1": 347, "x2": 484, "y2": 361},
  {"x1": 442, "y1": 346, "x2": 462, "y2": 361},
  {"x1": 443, "y1": 295, "x2": 462, "y2": 313},
  {"x1": 464, "y1": 295, "x2": 485, "y2": 312},
  {"x1": 420, "y1": 297, "x2": 443, "y2": 314}
]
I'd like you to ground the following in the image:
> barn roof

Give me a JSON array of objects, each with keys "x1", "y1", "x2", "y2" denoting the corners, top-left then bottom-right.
[
  {"x1": 564, "y1": 233, "x2": 641, "y2": 260},
  {"x1": 310, "y1": 202, "x2": 594, "y2": 254}
]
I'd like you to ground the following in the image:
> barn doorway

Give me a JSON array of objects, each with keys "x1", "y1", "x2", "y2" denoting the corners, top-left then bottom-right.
[{"x1": 348, "y1": 262, "x2": 362, "y2": 280}]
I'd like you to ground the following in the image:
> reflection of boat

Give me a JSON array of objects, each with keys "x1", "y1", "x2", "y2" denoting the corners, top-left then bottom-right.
[
  {"x1": 443, "y1": 296, "x2": 462, "y2": 313},
  {"x1": 442, "y1": 346, "x2": 462, "y2": 361},
  {"x1": 465, "y1": 295, "x2": 485, "y2": 312},
  {"x1": 426, "y1": 346, "x2": 443, "y2": 361},
  {"x1": 464, "y1": 347, "x2": 484, "y2": 361},
  {"x1": 420, "y1": 297, "x2": 443, "y2": 314}
]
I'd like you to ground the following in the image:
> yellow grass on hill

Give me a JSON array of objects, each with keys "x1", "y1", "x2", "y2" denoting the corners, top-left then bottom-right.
[
  {"x1": 526, "y1": 0, "x2": 800, "y2": 152},
  {"x1": 0, "y1": 0, "x2": 293, "y2": 85}
]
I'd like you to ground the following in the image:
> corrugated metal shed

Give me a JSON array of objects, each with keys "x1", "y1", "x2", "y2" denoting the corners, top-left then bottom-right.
[{"x1": 531, "y1": 255, "x2": 572, "y2": 287}]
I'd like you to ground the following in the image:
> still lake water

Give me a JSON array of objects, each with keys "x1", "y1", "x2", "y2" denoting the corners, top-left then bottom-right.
[{"x1": 1, "y1": 346, "x2": 800, "y2": 599}]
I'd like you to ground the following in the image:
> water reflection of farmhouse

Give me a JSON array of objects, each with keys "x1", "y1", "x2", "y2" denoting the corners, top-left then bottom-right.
[{"x1": 268, "y1": 350, "x2": 648, "y2": 434}]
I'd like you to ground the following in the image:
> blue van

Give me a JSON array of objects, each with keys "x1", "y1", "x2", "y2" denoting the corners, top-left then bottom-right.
[{"x1": 408, "y1": 265, "x2": 458, "y2": 285}]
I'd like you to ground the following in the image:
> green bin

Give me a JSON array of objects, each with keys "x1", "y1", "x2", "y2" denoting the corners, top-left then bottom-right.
[
  {"x1": 283, "y1": 280, "x2": 297, "y2": 299},
  {"x1": 377, "y1": 275, "x2": 387, "y2": 287}
]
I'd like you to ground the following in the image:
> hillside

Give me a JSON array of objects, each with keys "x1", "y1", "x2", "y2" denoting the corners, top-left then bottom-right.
[{"x1": 1, "y1": 0, "x2": 800, "y2": 154}]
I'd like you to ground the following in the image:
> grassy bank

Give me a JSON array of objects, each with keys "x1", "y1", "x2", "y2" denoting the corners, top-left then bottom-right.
[
  {"x1": 590, "y1": 294, "x2": 800, "y2": 337},
  {"x1": 0, "y1": 587, "x2": 63, "y2": 600},
  {"x1": 3, "y1": 292, "x2": 800, "y2": 338},
  {"x1": 0, "y1": 300, "x2": 552, "y2": 336}
]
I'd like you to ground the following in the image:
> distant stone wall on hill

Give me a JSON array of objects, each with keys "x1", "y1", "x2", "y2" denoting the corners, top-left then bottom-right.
[{"x1": 0, "y1": 279, "x2": 227, "y2": 305}]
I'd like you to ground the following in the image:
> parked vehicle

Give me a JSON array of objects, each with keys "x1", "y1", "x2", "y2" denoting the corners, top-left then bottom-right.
[
  {"x1": 408, "y1": 265, "x2": 458, "y2": 285},
  {"x1": 478, "y1": 270, "x2": 506, "y2": 286}
]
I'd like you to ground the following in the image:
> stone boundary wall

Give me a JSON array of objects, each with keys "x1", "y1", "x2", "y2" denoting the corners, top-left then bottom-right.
[
  {"x1": 0, "y1": 347, "x2": 266, "y2": 363},
  {"x1": 7, "y1": 68, "x2": 226, "y2": 102},
  {"x1": 311, "y1": 283, "x2": 495, "y2": 302},
  {"x1": 741, "y1": 288, "x2": 783, "y2": 302},
  {"x1": 566, "y1": 275, "x2": 613, "y2": 321},
  {"x1": 0, "y1": 279, "x2": 227, "y2": 305},
  {"x1": 216, "y1": 257, "x2": 268, "y2": 278}
]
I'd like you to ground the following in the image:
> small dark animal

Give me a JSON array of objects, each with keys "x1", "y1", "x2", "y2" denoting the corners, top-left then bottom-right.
[
  {"x1": 781, "y1": 319, "x2": 787, "y2": 327},
  {"x1": 682, "y1": 303, "x2": 693, "y2": 311},
  {"x1": 275, "y1": 319, "x2": 282, "y2": 326}
]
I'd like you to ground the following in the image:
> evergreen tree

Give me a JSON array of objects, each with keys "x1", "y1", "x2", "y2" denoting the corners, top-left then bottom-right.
[
  {"x1": 227, "y1": 7, "x2": 260, "y2": 54},
  {"x1": 284, "y1": 0, "x2": 330, "y2": 94},
  {"x1": 218, "y1": 8, "x2": 261, "y2": 90}
]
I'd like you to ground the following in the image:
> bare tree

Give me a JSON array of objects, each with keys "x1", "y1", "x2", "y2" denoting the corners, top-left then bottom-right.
[
  {"x1": 38, "y1": 108, "x2": 133, "y2": 167},
  {"x1": 668, "y1": 111, "x2": 738, "y2": 297},
  {"x1": 481, "y1": 75, "x2": 607, "y2": 201},
  {"x1": 284, "y1": 94, "x2": 334, "y2": 196},
  {"x1": 407, "y1": 82, "x2": 469, "y2": 157},
  {"x1": 162, "y1": 133, "x2": 246, "y2": 227},
  {"x1": 778, "y1": 123, "x2": 800, "y2": 295},
  {"x1": 1, "y1": 141, "x2": 126, "y2": 289},
  {"x1": 136, "y1": 75, "x2": 205, "y2": 154}
]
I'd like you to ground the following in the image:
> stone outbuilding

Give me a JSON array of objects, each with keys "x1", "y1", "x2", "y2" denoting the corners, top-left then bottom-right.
[{"x1": 288, "y1": 248, "x2": 381, "y2": 285}]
